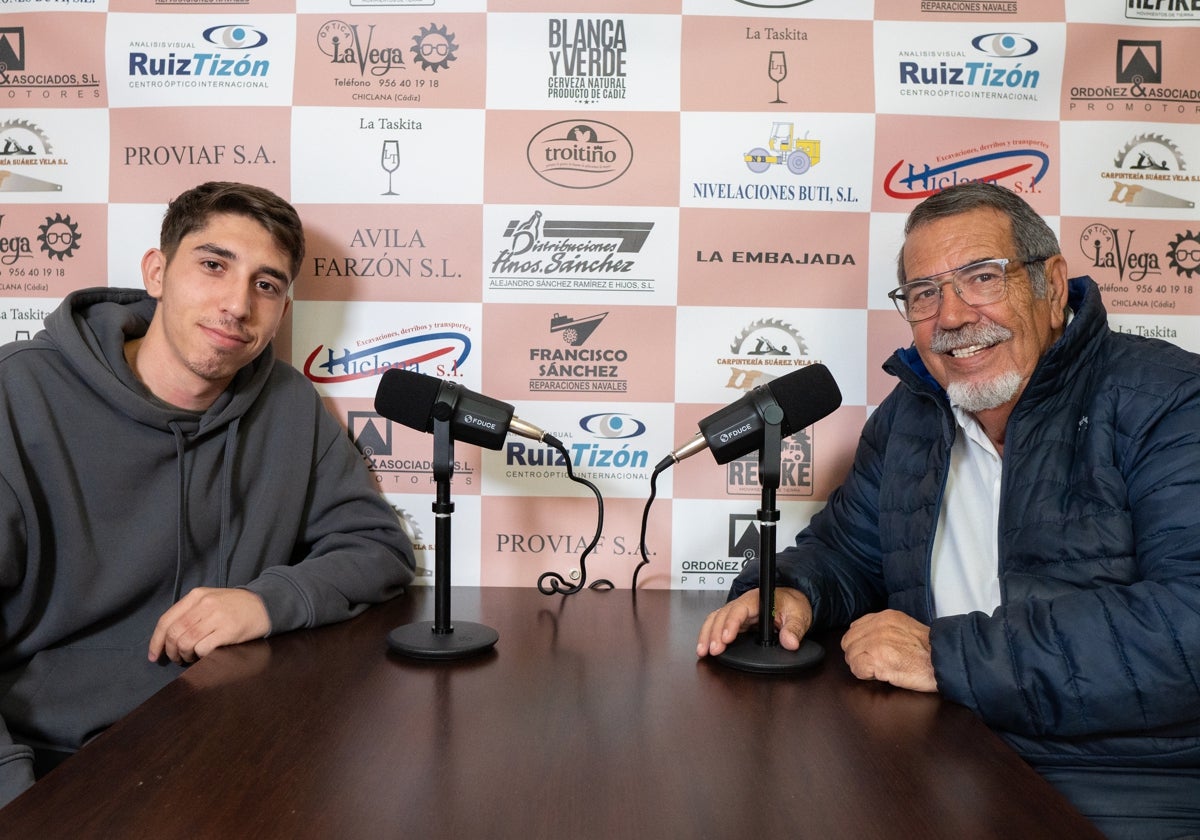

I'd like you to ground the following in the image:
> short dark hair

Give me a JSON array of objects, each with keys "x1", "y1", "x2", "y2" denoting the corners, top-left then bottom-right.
[
  {"x1": 897, "y1": 182, "x2": 1060, "y2": 296},
  {"x1": 160, "y1": 182, "x2": 306, "y2": 281}
]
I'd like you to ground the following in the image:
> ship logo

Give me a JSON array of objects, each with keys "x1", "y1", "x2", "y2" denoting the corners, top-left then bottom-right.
[{"x1": 550, "y1": 311, "x2": 608, "y2": 346}]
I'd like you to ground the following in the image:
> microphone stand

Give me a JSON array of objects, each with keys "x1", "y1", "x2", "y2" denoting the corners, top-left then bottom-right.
[
  {"x1": 387, "y1": 410, "x2": 499, "y2": 660},
  {"x1": 715, "y1": 401, "x2": 824, "y2": 674}
]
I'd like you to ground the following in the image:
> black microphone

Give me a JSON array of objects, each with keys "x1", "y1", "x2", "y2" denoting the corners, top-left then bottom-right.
[
  {"x1": 665, "y1": 364, "x2": 842, "y2": 466},
  {"x1": 374, "y1": 368, "x2": 550, "y2": 450}
]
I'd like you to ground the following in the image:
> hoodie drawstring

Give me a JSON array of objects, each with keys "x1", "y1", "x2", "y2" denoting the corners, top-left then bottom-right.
[
  {"x1": 168, "y1": 421, "x2": 187, "y2": 603},
  {"x1": 218, "y1": 417, "x2": 239, "y2": 589},
  {"x1": 167, "y1": 417, "x2": 239, "y2": 600}
]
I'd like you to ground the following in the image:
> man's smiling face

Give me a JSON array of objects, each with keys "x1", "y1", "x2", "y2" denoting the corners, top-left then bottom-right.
[
  {"x1": 137, "y1": 211, "x2": 293, "y2": 409},
  {"x1": 903, "y1": 207, "x2": 1067, "y2": 420}
]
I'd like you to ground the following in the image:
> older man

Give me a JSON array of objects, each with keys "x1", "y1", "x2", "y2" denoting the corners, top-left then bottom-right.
[{"x1": 698, "y1": 182, "x2": 1200, "y2": 838}]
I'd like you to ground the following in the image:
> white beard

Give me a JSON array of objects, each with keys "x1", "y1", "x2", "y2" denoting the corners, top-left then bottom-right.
[{"x1": 946, "y1": 370, "x2": 1022, "y2": 412}]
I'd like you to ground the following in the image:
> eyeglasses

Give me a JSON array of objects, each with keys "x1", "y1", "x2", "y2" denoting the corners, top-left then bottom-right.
[{"x1": 887, "y1": 257, "x2": 1051, "y2": 323}]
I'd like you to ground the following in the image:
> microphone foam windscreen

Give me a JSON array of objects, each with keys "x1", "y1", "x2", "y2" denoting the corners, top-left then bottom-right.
[
  {"x1": 374, "y1": 368, "x2": 442, "y2": 432},
  {"x1": 768, "y1": 364, "x2": 843, "y2": 434}
]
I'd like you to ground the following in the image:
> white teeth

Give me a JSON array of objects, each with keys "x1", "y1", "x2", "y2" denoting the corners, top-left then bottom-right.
[{"x1": 949, "y1": 344, "x2": 987, "y2": 358}]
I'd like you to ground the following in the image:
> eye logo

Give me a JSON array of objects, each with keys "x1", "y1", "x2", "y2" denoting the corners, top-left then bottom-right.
[
  {"x1": 971, "y1": 33, "x2": 1038, "y2": 58},
  {"x1": 202, "y1": 25, "x2": 269, "y2": 50},
  {"x1": 580, "y1": 413, "x2": 646, "y2": 439}
]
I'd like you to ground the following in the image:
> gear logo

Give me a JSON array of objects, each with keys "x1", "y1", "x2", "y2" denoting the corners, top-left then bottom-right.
[
  {"x1": 1168, "y1": 231, "x2": 1200, "y2": 280},
  {"x1": 38, "y1": 213, "x2": 80, "y2": 260},
  {"x1": 410, "y1": 24, "x2": 457, "y2": 73},
  {"x1": 722, "y1": 318, "x2": 813, "y2": 393},
  {"x1": 1114, "y1": 133, "x2": 1185, "y2": 172},
  {"x1": 550, "y1": 311, "x2": 607, "y2": 346},
  {"x1": 730, "y1": 318, "x2": 807, "y2": 357}
]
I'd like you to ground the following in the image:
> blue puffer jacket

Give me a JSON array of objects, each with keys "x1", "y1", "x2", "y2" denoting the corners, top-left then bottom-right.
[{"x1": 732, "y1": 276, "x2": 1200, "y2": 778}]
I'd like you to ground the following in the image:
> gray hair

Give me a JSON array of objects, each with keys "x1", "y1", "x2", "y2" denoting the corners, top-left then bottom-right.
[{"x1": 896, "y1": 182, "x2": 1060, "y2": 297}]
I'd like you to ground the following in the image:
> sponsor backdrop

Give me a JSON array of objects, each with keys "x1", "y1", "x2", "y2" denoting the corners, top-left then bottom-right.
[{"x1": 2, "y1": 0, "x2": 1198, "y2": 593}]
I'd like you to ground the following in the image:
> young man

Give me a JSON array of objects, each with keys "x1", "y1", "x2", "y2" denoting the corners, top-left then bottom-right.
[
  {"x1": 698, "y1": 182, "x2": 1200, "y2": 838},
  {"x1": 0, "y1": 182, "x2": 415, "y2": 806}
]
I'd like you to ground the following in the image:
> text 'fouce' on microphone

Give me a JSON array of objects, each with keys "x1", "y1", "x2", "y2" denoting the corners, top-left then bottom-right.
[
  {"x1": 661, "y1": 363, "x2": 842, "y2": 469},
  {"x1": 374, "y1": 368, "x2": 557, "y2": 450}
]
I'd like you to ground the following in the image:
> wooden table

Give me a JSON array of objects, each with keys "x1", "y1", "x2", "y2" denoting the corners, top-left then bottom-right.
[{"x1": 0, "y1": 587, "x2": 1102, "y2": 839}]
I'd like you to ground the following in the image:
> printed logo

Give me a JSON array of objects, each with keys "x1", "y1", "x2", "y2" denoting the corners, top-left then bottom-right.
[
  {"x1": 0, "y1": 214, "x2": 33, "y2": 267},
  {"x1": 744, "y1": 121, "x2": 820, "y2": 176},
  {"x1": 718, "y1": 318, "x2": 825, "y2": 396},
  {"x1": 1116, "y1": 39, "x2": 1161, "y2": 85},
  {"x1": 303, "y1": 324, "x2": 471, "y2": 385},
  {"x1": 411, "y1": 23, "x2": 457, "y2": 72},
  {"x1": 317, "y1": 20, "x2": 406, "y2": 78},
  {"x1": 579, "y1": 413, "x2": 646, "y2": 439},
  {"x1": 917, "y1": 0, "x2": 1023, "y2": 11},
  {"x1": 505, "y1": 411, "x2": 652, "y2": 482},
  {"x1": 526, "y1": 120, "x2": 633, "y2": 189},
  {"x1": 726, "y1": 431, "x2": 815, "y2": 497},
  {"x1": 971, "y1": 32, "x2": 1038, "y2": 58},
  {"x1": 128, "y1": 25, "x2": 273, "y2": 88},
  {"x1": 310, "y1": 225, "x2": 460, "y2": 282},
  {"x1": 0, "y1": 26, "x2": 100, "y2": 103},
  {"x1": 202, "y1": 25, "x2": 269, "y2": 50},
  {"x1": 1078, "y1": 223, "x2": 1195, "y2": 314},
  {"x1": 884, "y1": 142, "x2": 1049, "y2": 200},
  {"x1": 765, "y1": 49, "x2": 791, "y2": 105},
  {"x1": 678, "y1": 513, "x2": 756, "y2": 585},
  {"x1": 1127, "y1": 0, "x2": 1200, "y2": 21},
  {"x1": 314, "y1": 19, "x2": 456, "y2": 104},
  {"x1": 38, "y1": 213, "x2": 80, "y2": 260},
  {"x1": 691, "y1": 122, "x2": 859, "y2": 206},
  {"x1": 551, "y1": 311, "x2": 607, "y2": 345},
  {"x1": 488, "y1": 211, "x2": 655, "y2": 293},
  {"x1": 0, "y1": 119, "x2": 63, "y2": 193},
  {"x1": 696, "y1": 246, "x2": 855, "y2": 268},
  {"x1": 349, "y1": 409, "x2": 474, "y2": 499},
  {"x1": 529, "y1": 311, "x2": 629, "y2": 394},
  {"x1": 0, "y1": 302, "x2": 51, "y2": 339},
  {"x1": 1080, "y1": 223, "x2": 1160, "y2": 284},
  {"x1": 547, "y1": 18, "x2": 628, "y2": 103},
  {"x1": 121, "y1": 142, "x2": 275, "y2": 169},
  {"x1": 1103, "y1": 133, "x2": 1196, "y2": 210},
  {"x1": 898, "y1": 32, "x2": 1043, "y2": 101},
  {"x1": 1068, "y1": 39, "x2": 1200, "y2": 119},
  {"x1": 0, "y1": 26, "x2": 25, "y2": 72},
  {"x1": 1167, "y1": 231, "x2": 1200, "y2": 280}
]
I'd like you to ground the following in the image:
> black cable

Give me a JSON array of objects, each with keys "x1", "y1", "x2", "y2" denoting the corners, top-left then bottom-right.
[
  {"x1": 536, "y1": 434, "x2": 613, "y2": 595},
  {"x1": 631, "y1": 456, "x2": 671, "y2": 590}
]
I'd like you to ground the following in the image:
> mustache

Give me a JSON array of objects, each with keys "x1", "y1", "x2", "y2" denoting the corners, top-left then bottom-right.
[{"x1": 930, "y1": 321, "x2": 1013, "y2": 354}]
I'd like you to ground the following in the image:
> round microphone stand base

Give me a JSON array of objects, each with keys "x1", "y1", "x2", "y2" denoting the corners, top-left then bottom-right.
[
  {"x1": 715, "y1": 634, "x2": 824, "y2": 674},
  {"x1": 387, "y1": 621, "x2": 499, "y2": 660}
]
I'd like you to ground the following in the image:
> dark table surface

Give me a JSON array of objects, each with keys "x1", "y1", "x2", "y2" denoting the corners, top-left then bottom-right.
[{"x1": 0, "y1": 586, "x2": 1103, "y2": 839}]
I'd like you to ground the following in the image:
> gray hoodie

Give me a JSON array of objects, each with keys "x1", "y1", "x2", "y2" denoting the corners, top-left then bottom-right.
[{"x1": 0, "y1": 288, "x2": 414, "y2": 804}]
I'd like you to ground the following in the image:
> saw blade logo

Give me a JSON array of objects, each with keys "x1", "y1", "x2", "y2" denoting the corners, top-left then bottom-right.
[{"x1": 1107, "y1": 133, "x2": 1195, "y2": 210}]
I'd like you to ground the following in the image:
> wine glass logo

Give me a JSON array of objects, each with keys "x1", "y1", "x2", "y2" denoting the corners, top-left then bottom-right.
[
  {"x1": 768, "y1": 51, "x2": 787, "y2": 104},
  {"x1": 381, "y1": 140, "x2": 400, "y2": 196}
]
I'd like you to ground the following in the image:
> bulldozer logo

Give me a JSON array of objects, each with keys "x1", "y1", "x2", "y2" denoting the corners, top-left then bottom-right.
[{"x1": 744, "y1": 122, "x2": 820, "y2": 175}]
